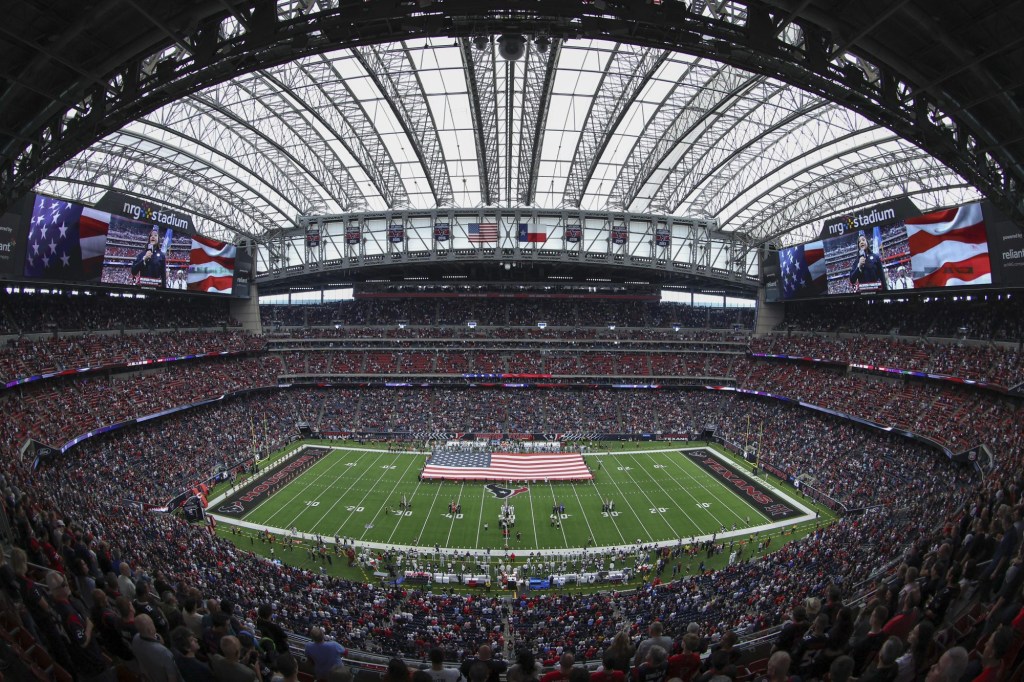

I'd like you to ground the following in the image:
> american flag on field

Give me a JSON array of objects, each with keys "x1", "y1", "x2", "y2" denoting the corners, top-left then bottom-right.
[
  {"x1": 779, "y1": 240, "x2": 825, "y2": 299},
  {"x1": 905, "y1": 202, "x2": 991, "y2": 288},
  {"x1": 468, "y1": 223, "x2": 498, "y2": 243},
  {"x1": 188, "y1": 234, "x2": 236, "y2": 294},
  {"x1": 421, "y1": 451, "x2": 592, "y2": 481},
  {"x1": 24, "y1": 196, "x2": 110, "y2": 281}
]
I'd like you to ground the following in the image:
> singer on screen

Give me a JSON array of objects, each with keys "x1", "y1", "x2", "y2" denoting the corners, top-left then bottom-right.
[
  {"x1": 848, "y1": 231, "x2": 887, "y2": 291},
  {"x1": 130, "y1": 227, "x2": 168, "y2": 287}
]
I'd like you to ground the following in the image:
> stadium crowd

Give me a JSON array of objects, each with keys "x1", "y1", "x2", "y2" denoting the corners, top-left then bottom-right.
[
  {"x1": 261, "y1": 299, "x2": 756, "y2": 330},
  {"x1": 0, "y1": 289, "x2": 237, "y2": 334},
  {"x1": 750, "y1": 336, "x2": 1022, "y2": 389},
  {"x1": 0, "y1": 330, "x2": 265, "y2": 385},
  {"x1": 0, "y1": 293, "x2": 1021, "y2": 682},
  {"x1": 2, "y1": 380, "x2": 1014, "y2": 682},
  {"x1": 777, "y1": 295, "x2": 1024, "y2": 341}
]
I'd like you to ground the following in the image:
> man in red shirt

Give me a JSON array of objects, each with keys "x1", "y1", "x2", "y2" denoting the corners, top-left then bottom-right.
[
  {"x1": 541, "y1": 653, "x2": 577, "y2": 682},
  {"x1": 666, "y1": 634, "x2": 702, "y2": 682}
]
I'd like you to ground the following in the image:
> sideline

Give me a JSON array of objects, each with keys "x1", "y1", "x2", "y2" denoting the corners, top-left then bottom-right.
[{"x1": 208, "y1": 445, "x2": 820, "y2": 557}]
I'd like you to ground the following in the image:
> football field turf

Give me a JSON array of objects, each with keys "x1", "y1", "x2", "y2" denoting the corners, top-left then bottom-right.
[{"x1": 215, "y1": 444, "x2": 816, "y2": 552}]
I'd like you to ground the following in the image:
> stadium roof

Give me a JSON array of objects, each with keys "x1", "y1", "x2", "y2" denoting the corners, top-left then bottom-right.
[{"x1": 1, "y1": 1, "x2": 1019, "y2": 248}]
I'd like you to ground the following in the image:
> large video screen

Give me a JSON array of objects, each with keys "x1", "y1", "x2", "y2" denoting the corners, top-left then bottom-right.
[
  {"x1": 22, "y1": 195, "x2": 236, "y2": 295},
  {"x1": 779, "y1": 202, "x2": 992, "y2": 299}
]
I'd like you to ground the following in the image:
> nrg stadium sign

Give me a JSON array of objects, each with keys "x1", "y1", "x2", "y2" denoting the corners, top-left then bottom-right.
[
  {"x1": 818, "y1": 198, "x2": 920, "y2": 239},
  {"x1": 94, "y1": 190, "x2": 196, "y2": 233}
]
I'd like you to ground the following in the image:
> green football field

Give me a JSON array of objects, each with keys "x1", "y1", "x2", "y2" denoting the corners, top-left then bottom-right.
[{"x1": 213, "y1": 443, "x2": 820, "y2": 553}]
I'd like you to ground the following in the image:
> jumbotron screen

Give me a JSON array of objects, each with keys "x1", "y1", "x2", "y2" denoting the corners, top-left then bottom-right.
[
  {"x1": 22, "y1": 194, "x2": 237, "y2": 294},
  {"x1": 778, "y1": 202, "x2": 993, "y2": 299}
]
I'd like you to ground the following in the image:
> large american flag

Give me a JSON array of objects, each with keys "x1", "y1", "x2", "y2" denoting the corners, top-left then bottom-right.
[
  {"x1": 905, "y1": 202, "x2": 991, "y2": 288},
  {"x1": 779, "y1": 240, "x2": 825, "y2": 299},
  {"x1": 24, "y1": 196, "x2": 110, "y2": 281},
  {"x1": 188, "y1": 234, "x2": 236, "y2": 294},
  {"x1": 422, "y1": 451, "x2": 592, "y2": 481}
]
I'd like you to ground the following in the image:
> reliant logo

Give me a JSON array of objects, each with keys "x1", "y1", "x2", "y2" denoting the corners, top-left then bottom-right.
[
  {"x1": 823, "y1": 207, "x2": 897, "y2": 237},
  {"x1": 122, "y1": 201, "x2": 190, "y2": 230}
]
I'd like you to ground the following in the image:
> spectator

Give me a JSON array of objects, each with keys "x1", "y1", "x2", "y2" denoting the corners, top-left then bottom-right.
[
  {"x1": 170, "y1": 626, "x2": 215, "y2": 682},
  {"x1": 46, "y1": 571, "x2": 116, "y2": 682},
  {"x1": 540, "y1": 653, "x2": 576, "y2": 682},
  {"x1": 271, "y1": 654, "x2": 299, "y2": 682},
  {"x1": 460, "y1": 645, "x2": 507, "y2": 682},
  {"x1": 633, "y1": 646, "x2": 669, "y2": 682},
  {"x1": 211, "y1": 635, "x2": 261, "y2": 682},
  {"x1": 427, "y1": 647, "x2": 464, "y2": 682},
  {"x1": 305, "y1": 627, "x2": 347, "y2": 682},
  {"x1": 131, "y1": 613, "x2": 182, "y2": 682},
  {"x1": 634, "y1": 622, "x2": 674, "y2": 666}
]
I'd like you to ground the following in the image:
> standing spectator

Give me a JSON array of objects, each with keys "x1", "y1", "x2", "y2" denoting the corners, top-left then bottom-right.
[
  {"x1": 256, "y1": 604, "x2": 290, "y2": 656},
  {"x1": 118, "y1": 563, "x2": 137, "y2": 601},
  {"x1": 666, "y1": 634, "x2": 702, "y2": 682},
  {"x1": 460, "y1": 645, "x2": 508, "y2": 682},
  {"x1": 46, "y1": 571, "x2": 116, "y2": 682},
  {"x1": 923, "y1": 647, "x2": 968, "y2": 682},
  {"x1": 603, "y1": 631, "x2": 635, "y2": 675},
  {"x1": 131, "y1": 613, "x2": 183, "y2": 682},
  {"x1": 754, "y1": 651, "x2": 791, "y2": 682},
  {"x1": 305, "y1": 627, "x2": 346, "y2": 682},
  {"x1": 634, "y1": 623, "x2": 673, "y2": 666},
  {"x1": 540, "y1": 653, "x2": 576, "y2": 682},
  {"x1": 211, "y1": 635, "x2": 261, "y2": 682},
  {"x1": 170, "y1": 626, "x2": 215, "y2": 682},
  {"x1": 271, "y1": 654, "x2": 299, "y2": 682},
  {"x1": 426, "y1": 647, "x2": 464, "y2": 682},
  {"x1": 633, "y1": 646, "x2": 669, "y2": 682}
]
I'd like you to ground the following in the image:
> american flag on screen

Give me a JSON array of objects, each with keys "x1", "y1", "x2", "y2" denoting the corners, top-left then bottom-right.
[
  {"x1": 24, "y1": 196, "x2": 109, "y2": 281},
  {"x1": 468, "y1": 223, "x2": 498, "y2": 243},
  {"x1": 422, "y1": 451, "x2": 592, "y2": 481},
  {"x1": 779, "y1": 240, "x2": 825, "y2": 299},
  {"x1": 905, "y1": 203, "x2": 991, "y2": 288},
  {"x1": 188, "y1": 234, "x2": 236, "y2": 294}
]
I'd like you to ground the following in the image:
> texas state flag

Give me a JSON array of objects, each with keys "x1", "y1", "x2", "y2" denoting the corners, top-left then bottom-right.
[{"x1": 517, "y1": 223, "x2": 547, "y2": 243}]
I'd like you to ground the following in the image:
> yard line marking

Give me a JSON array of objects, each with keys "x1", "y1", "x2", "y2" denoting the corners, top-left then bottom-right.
[
  {"x1": 613, "y1": 458, "x2": 686, "y2": 538},
  {"x1": 666, "y1": 450, "x2": 767, "y2": 527},
  {"x1": 547, "y1": 481, "x2": 569, "y2": 546},
  {"x1": 280, "y1": 450, "x2": 385, "y2": 532},
  {"x1": 592, "y1": 456, "x2": 627, "y2": 545},
  {"x1": 412, "y1": 478, "x2": 447, "y2": 547},
  {"x1": 349, "y1": 453, "x2": 420, "y2": 541},
  {"x1": 260, "y1": 450, "x2": 374, "y2": 528},
  {"x1": 600, "y1": 460, "x2": 655, "y2": 540},
  {"x1": 624, "y1": 452, "x2": 707, "y2": 535},
  {"x1": 568, "y1": 480, "x2": 599, "y2": 547},
  {"x1": 443, "y1": 482, "x2": 466, "y2": 548},
  {"x1": 525, "y1": 481, "x2": 539, "y2": 549}
]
